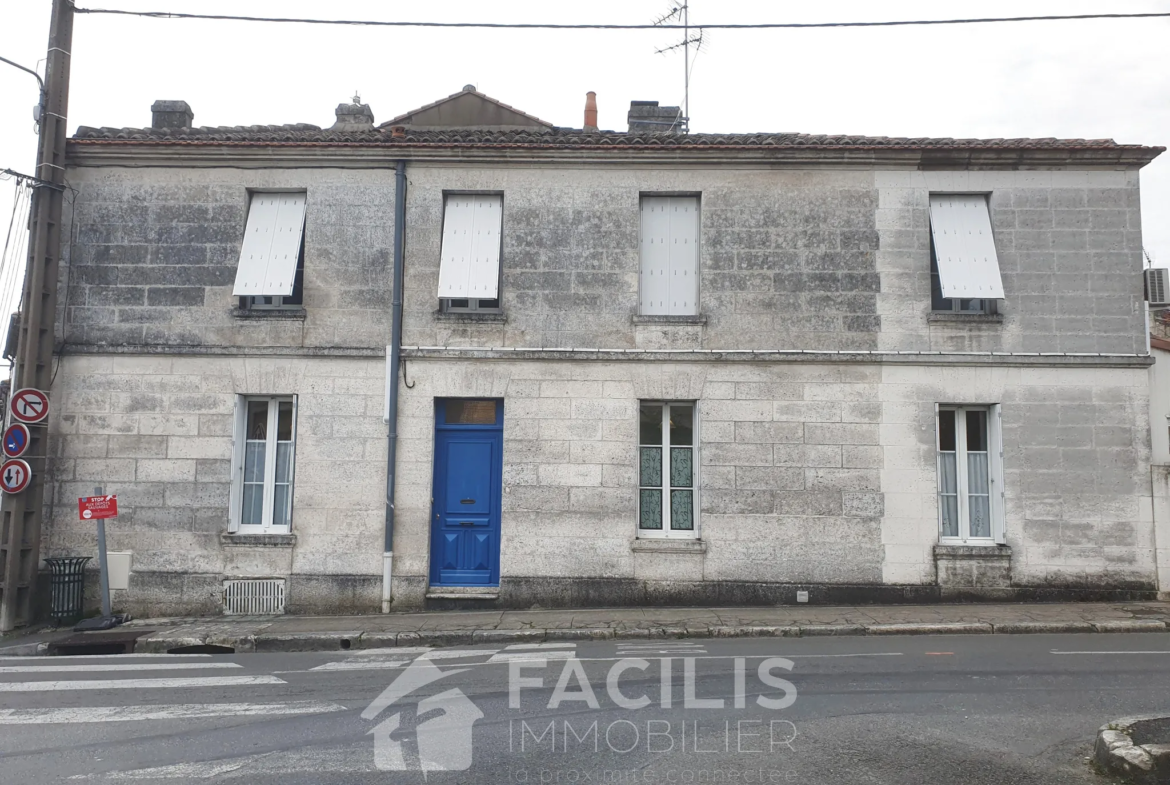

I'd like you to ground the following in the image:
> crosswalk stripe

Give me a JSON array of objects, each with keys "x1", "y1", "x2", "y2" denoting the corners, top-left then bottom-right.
[
  {"x1": 0, "y1": 701, "x2": 347, "y2": 724},
  {"x1": 504, "y1": 642, "x2": 577, "y2": 650},
  {"x1": 0, "y1": 654, "x2": 212, "y2": 661},
  {"x1": 418, "y1": 649, "x2": 498, "y2": 660},
  {"x1": 0, "y1": 662, "x2": 242, "y2": 674},
  {"x1": 0, "y1": 675, "x2": 285, "y2": 692},
  {"x1": 487, "y1": 650, "x2": 576, "y2": 663},
  {"x1": 309, "y1": 660, "x2": 407, "y2": 672},
  {"x1": 346, "y1": 646, "x2": 432, "y2": 657}
]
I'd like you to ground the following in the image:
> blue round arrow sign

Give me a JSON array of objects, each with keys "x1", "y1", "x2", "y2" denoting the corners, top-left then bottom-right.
[{"x1": 3, "y1": 423, "x2": 29, "y2": 459}]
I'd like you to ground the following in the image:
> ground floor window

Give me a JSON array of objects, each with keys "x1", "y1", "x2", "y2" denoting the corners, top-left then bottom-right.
[
  {"x1": 936, "y1": 404, "x2": 1004, "y2": 544},
  {"x1": 638, "y1": 401, "x2": 697, "y2": 538},
  {"x1": 231, "y1": 396, "x2": 297, "y2": 533}
]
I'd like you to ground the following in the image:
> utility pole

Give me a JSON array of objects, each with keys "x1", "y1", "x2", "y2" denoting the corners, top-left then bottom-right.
[{"x1": 0, "y1": 0, "x2": 74, "y2": 632}]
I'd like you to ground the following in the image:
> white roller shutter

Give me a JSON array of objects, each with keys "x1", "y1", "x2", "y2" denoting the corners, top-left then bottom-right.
[
  {"x1": 437, "y1": 195, "x2": 502, "y2": 299},
  {"x1": 232, "y1": 192, "x2": 306, "y2": 297},
  {"x1": 640, "y1": 196, "x2": 699, "y2": 315},
  {"x1": 929, "y1": 194, "x2": 1004, "y2": 300}
]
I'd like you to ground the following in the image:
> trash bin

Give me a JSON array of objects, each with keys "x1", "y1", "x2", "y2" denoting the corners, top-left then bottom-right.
[{"x1": 44, "y1": 556, "x2": 91, "y2": 624}]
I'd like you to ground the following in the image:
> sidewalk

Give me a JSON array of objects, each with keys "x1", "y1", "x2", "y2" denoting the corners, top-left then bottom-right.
[{"x1": 1, "y1": 601, "x2": 1164, "y2": 656}]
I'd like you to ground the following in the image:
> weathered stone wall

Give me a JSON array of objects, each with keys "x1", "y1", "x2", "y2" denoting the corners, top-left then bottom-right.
[
  {"x1": 878, "y1": 363, "x2": 1154, "y2": 591},
  {"x1": 60, "y1": 168, "x2": 395, "y2": 351},
  {"x1": 44, "y1": 354, "x2": 386, "y2": 617},
  {"x1": 876, "y1": 169, "x2": 1146, "y2": 355}
]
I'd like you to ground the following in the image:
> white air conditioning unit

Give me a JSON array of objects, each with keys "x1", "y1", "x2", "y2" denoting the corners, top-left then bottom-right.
[{"x1": 1146, "y1": 268, "x2": 1170, "y2": 306}]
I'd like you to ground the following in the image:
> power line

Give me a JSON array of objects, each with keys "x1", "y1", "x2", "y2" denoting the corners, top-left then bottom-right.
[{"x1": 73, "y1": 8, "x2": 1170, "y2": 31}]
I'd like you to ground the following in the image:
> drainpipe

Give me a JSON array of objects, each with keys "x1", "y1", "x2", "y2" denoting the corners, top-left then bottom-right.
[{"x1": 383, "y1": 159, "x2": 407, "y2": 613}]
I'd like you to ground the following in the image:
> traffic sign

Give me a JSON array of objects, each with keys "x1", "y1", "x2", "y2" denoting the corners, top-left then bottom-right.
[
  {"x1": 0, "y1": 459, "x2": 31, "y2": 494},
  {"x1": 10, "y1": 388, "x2": 49, "y2": 424},
  {"x1": 79, "y1": 494, "x2": 118, "y2": 521},
  {"x1": 3, "y1": 423, "x2": 29, "y2": 458}
]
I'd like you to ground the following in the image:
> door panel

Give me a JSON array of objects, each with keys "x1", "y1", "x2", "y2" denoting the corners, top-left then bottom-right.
[{"x1": 430, "y1": 407, "x2": 502, "y2": 587}]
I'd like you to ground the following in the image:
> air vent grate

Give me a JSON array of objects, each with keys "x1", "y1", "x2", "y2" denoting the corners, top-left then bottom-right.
[
  {"x1": 223, "y1": 578, "x2": 285, "y2": 615},
  {"x1": 1145, "y1": 268, "x2": 1169, "y2": 305}
]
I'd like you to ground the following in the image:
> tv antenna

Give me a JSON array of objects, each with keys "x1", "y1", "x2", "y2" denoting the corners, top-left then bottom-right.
[{"x1": 653, "y1": 3, "x2": 705, "y2": 132}]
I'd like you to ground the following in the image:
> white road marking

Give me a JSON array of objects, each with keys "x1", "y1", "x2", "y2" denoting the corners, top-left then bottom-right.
[
  {"x1": 0, "y1": 654, "x2": 212, "y2": 661},
  {"x1": 0, "y1": 701, "x2": 347, "y2": 724},
  {"x1": 504, "y1": 642, "x2": 577, "y2": 650},
  {"x1": 418, "y1": 649, "x2": 499, "y2": 660},
  {"x1": 345, "y1": 646, "x2": 432, "y2": 656},
  {"x1": 68, "y1": 748, "x2": 370, "y2": 779},
  {"x1": 0, "y1": 662, "x2": 242, "y2": 674},
  {"x1": 487, "y1": 650, "x2": 576, "y2": 663},
  {"x1": 1051, "y1": 650, "x2": 1170, "y2": 655},
  {"x1": 0, "y1": 675, "x2": 285, "y2": 692},
  {"x1": 308, "y1": 660, "x2": 408, "y2": 672}
]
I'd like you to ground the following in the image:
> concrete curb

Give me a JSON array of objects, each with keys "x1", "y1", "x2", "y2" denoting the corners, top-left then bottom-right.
[{"x1": 13, "y1": 615, "x2": 1155, "y2": 655}]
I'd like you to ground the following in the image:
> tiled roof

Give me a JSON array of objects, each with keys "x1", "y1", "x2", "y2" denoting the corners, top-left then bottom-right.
[
  {"x1": 382, "y1": 87, "x2": 555, "y2": 128},
  {"x1": 69, "y1": 125, "x2": 1162, "y2": 156}
]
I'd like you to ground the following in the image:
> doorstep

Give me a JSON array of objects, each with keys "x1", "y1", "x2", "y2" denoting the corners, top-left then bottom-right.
[{"x1": 425, "y1": 586, "x2": 500, "y2": 600}]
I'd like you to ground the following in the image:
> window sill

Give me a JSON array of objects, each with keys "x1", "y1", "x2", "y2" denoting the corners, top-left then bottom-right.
[
  {"x1": 927, "y1": 312, "x2": 1003, "y2": 325},
  {"x1": 221, "y1": 533, "x2": 297, "y2": 548},
  {"x1": 433, "y1": 310, "x2": 507, "y2": 324},
  {"x1": 632, "y1": 314, "x2": 707, "y2": 326},
  {"x1": 632, "y1": 538, "x2": 707, "y2": 553},
  {"x1": 230, "y1": 307, "x2": 307, "y2": 321},
  {"x1": 934, "y1": 544, "x2": 1010, "y2": 557}
]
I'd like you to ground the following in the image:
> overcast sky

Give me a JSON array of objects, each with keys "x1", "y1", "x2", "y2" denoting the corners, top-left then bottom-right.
[{"x1": 2, "y1": 0, "x2": 1168, "y2": 292}]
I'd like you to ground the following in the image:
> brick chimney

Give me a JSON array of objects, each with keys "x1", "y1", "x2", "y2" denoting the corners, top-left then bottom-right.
[
  {"x1": 584, "y1": 91, "x2": 598, "y2": 131},
  {"x1": 151, "y1": 100, "x2": 193, "y2": 130},
  {"x1": 627, "y1": 100, "x2": 684, "y2": 134},
  {"x1": 331, "y1": 93, "x2": 375, "y2": 130}
]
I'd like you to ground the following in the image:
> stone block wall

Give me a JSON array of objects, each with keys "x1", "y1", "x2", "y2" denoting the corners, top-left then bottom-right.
[
  {"x1": 878, "y1": 363, "x2": 1155, "y2": 591},
  {"x1": 876, "y1": 169, "x2": 1145, "y2": 355},
  {"x1": 44, "y1": 354, "x2": 386, "y2": 617},
  {"x1": 60, "y1": 168, "x2": 395, "y2": 351}
]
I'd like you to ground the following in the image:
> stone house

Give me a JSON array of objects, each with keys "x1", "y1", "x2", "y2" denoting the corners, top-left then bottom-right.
[{"x1": 44, "y1": 86, "x2": 1168, "y2": 616}]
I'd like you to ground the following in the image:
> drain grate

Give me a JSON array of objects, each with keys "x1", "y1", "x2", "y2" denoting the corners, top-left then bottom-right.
[{"x1": 223, "y1": 579, "x2": 285, "y2": 615}]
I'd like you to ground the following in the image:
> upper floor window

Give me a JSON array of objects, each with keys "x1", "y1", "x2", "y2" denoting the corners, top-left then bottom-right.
[
  {"x1": 928, "y1": 194, "x2": 1003, "y2": 314},
  {"x1": 639, "y1": 195, "x2": 699, "y2": 316},
  {"x1": 438, "y1": 194, "x2": 503, "y2": 312},
  {"x1": 232, "y1": 192, "x2": 307, "y2": 310}
]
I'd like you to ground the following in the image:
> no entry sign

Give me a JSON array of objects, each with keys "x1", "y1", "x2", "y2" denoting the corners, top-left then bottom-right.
[
  {"x1": 10, "y1": 388, "x2": 49, "y2": 424},
  {"x1": 0, "y1": 459, "x2": 31, "y2": 494},
  {"x1": 79, "y1": 494, "x2": 118, "y2": 520},
  {"x1": 3, "y1": 423, "x2": 29, "y2": 458}
]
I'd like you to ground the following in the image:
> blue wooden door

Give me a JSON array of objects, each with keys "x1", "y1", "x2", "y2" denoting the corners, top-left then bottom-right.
[{"x1": 430, "y1": 400, "x2": 503, "y2": 587}]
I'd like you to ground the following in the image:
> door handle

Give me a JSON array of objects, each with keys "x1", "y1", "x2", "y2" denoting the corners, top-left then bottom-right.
[
  {"x1": 459, "y1": 521, "x2": 475, "y2": 526},
  {"x1": 460, "y1": 499, "x2": 476, "y2": 505}
]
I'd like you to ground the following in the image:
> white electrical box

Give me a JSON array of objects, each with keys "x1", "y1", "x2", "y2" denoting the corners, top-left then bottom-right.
[
  {"x1": 796, "y1": 590, "x2": 809, "y2": 603},
  {"x1": 106, "y1": 552, "x2": 132, "y2": 591}
]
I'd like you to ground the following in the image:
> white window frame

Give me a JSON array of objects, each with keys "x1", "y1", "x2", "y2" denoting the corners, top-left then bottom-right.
[
  {"x1": 638, "y1": 401, "x2": 700, "y2": 540},
  {"x1": 936, "y1": 404, "x2": 1005, "y2": 545},
  {"x1": 229, "y1": 395, "x2": 298, "y2": 534},
  {"x1": 927, "y1": 193, "x2": 1005, "y2": 302},
  {"x1": 639, "y1": 194, "x2": 700, "y2": 316}
]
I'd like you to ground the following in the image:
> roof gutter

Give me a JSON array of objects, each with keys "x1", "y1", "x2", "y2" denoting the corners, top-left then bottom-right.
[{"x1": 382, "y1": 159, "x2": 407, "y2": 613}]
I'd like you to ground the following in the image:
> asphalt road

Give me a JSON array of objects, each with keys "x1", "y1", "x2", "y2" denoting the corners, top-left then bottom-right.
[{"x1": 1, "y1": 633, "x2": 1168, "y2": 784}]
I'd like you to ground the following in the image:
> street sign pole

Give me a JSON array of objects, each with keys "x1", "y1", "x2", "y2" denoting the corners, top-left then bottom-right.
[{"x1": 94, "y1": 486, "x2": 111, "y2": 619}]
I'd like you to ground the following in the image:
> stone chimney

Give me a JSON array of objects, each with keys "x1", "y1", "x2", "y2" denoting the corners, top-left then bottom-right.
[
  {"x1": 584, "y1": 92, "x2": 598, "y2": 131},
  {"x1": 627, "y1": 100, "x2": 684, "y2": 134},
  {"x1": 331, "y1": 93, "x2": 374, "y2": 130},
  {"x1": 151, "y1": 100, "x2": 193, "y2": 130}
]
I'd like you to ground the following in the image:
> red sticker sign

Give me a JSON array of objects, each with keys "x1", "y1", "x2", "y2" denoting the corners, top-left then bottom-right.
[
  {"x1": 10, "y1": 388, "x2": 49, "y2": 424},
  {"x1": 79, "y1": 494, "x2": 118, "y2": 521},
  {"x1": 0, "y1": 459, "x2": 31, "y2": 494}
]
